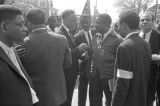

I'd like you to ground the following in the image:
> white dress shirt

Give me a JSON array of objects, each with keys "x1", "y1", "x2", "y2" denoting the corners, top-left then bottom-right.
[
  {"x1": 0, "y1": 41, "x2": 39, "y2": 104},
  {"x1": 139, "y1": 30, "x2": 152, "y2": 43},
  {"x1": 82, "y1": 30, "x2": 92, "y2": 46}
]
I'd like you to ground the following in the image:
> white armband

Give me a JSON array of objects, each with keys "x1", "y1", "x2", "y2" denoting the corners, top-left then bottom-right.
[{"x1": 117, "y1": 69, "x2": 133, "y2": 79}]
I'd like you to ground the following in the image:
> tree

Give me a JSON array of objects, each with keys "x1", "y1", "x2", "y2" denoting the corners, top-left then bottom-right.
[
  {"x1": 0, "y1": 0, "x2": 5, "y2": 4},
  {"x1": 114, "y1": 0, "x2": 154, "y2": 14}
]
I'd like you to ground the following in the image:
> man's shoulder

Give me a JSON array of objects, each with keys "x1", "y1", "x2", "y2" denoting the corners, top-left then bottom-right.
[{"x1": 151, "y1": 30, "x2": 160, "y2": 37}]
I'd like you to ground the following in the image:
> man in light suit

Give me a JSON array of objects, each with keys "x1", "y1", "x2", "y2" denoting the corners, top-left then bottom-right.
[
  {"x1": 21, "y1": 8, "x2": 72, "y2": 106},
  {"x1": 139, "y1": 12, "x2": 160, "y2": 106},
  {"x1": 56, "y1": 10, "x2": 88, "y2": 106},
  {"x1": 0, "y1": 5, "x2": 38, "y2": 106}
]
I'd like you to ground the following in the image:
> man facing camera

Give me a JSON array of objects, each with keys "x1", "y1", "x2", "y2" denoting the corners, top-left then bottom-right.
[
  {"x1": 21, "y1": 8, "x2": 72, "y2": 106},
  {"x1": 91, "y1": 14, "x2": 122, "y2": 106},
  {"x1": 0, "y1": 5, "x2": 38, "y2": 106}
]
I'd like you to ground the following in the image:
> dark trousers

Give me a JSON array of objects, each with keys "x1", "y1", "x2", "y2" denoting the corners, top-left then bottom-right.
[
  {"x1": 157, "y1": 73, "x2": 160, "y2": 106},
  {"x1": 61, "y1": 69, "x2": 78, "y2": 106},
  {"x1": 78, "y1": 71, "x2": 94, "y2": 106},
  {"x1": 78, "y1": 72, "x2": 89, "y2": 106},
  {"x1": 91, "y1": 71, "x2": 112, "y2": 106}
]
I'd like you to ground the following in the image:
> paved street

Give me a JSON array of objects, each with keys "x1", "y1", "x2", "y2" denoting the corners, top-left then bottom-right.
[{"x1": 72, "y1": 77, "x2": 156, "y2": 106}]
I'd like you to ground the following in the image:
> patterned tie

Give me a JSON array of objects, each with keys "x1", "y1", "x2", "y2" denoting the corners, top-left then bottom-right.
[
  {"x1": 143, "y1": 33, "x2": 146, "y2": 39},
  {"x1": 88, "y1": 32, "x2": 92, "y2": 54}
]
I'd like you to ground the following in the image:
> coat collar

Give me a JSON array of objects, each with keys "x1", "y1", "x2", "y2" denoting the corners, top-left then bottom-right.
[
  {"x1": 31, "y1": 27, "x2": 48, "y2": 35},
  {"x1": 0, "y1": 47, "x2": 20, "y2": 75}
]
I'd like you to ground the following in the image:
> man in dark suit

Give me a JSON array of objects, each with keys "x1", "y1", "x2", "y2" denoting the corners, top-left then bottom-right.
[
  {"x1": 56, "y1": 10, "x2": 88, "y2": 106},
  {"x1": 74, "y1": 14, "x2": 95, "y2": 106},
  {"x1": 0, "y1": 5, "x2": 38, "y2": 106},
  {"x1": 139, "y1": 12, "x2": 160, "y2": 106},
  {"x1": 21, "y1": 9, "x2": 72, "y2": 106},
  {"x1": 111, "y1": 11, "x2": 151, "y2": 106}
]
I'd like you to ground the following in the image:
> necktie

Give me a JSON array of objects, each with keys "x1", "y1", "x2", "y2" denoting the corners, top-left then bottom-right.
[
  {"x1": 143, "y1": 33, "x2": 146, "y2": 39},
  {"x1": 88, "y1": 32, "x2": 92, "y2": 54}
]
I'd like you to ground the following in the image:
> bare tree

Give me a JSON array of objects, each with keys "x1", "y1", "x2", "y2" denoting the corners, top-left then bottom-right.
[{"x1": 114, "y1": 0, "x2": 154, "y2": 14}]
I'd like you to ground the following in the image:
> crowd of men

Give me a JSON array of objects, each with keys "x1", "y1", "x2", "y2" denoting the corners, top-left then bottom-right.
[{"x1": 0, "y1": 4, "x2": 160, "y2": 106}]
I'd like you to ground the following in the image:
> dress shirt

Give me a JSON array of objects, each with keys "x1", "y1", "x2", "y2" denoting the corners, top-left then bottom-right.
[
  {"x1": 0, "y1": 41, "x2": 39, "y2": 104},
  {"x1": 82, "y1": 30, "x2": 92, "y2": 46},
  {"x1": 139, "y1": 30, "x2": 152, "y2": 43}
]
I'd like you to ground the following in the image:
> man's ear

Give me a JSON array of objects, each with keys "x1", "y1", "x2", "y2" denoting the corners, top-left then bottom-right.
[{"x1": 0, "y1": 22, "x2": 8, "y2": 32}]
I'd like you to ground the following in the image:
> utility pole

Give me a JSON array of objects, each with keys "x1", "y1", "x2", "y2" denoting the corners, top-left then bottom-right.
[
  {"x1": 93, "y1": 0, "x2": 97, "y2": 26},
  {"x1": 46, "y1": 0, "x2": 50, "y2": 18},
  {"x1": 155, "y1": 0, "x2": 159, "y2": 20}
]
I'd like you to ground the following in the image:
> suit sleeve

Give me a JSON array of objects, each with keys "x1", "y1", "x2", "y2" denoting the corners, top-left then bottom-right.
[
  {"x1": 63, "y1": 37, "x2": 72, "y2": 69},
  {"x1": 111, "y1": 46, "x2": 132, "y2": 106}
]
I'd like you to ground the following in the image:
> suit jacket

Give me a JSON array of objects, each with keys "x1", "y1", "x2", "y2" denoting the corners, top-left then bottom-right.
[
  {"x1": 0, "y1": 47, "x2": 33, "y2": 106},
  {"x1": 56, "y1": 25, "x2": 80, "y2": 77},
  {"x1": 74, "y1": 30, "x2": 95, "y2": 75},
  {"x1": 92, "y1": 33, "x2": 123, "y2": 79},
  {"x1": 147, "y1": 30, "x2": 160, "y2": 103},
  {"x1": 21, "y1": 28, "x2": 72, "y2": 106}
]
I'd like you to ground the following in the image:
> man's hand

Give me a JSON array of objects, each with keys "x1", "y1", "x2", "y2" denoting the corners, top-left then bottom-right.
[
  {"x1": 78, "y1": 43, "x2": 88, "y2": 52},
  {"x1": 15, "y1": 44, "x2": 26, "y2": 58},
  {"x1": 152, "y1": 54, "x2": 160, "y2": 61}
]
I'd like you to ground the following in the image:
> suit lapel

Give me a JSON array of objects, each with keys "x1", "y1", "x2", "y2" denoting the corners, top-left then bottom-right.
[
  {"x1": 0, "y1": 47, "x2": 22, "y2": 77},
  {"x1": 61, "y1": 26, "x2": 74, "y2": 47},
  {"x1": 13, "y1": 48, "x2": 33, "y2": 87}
]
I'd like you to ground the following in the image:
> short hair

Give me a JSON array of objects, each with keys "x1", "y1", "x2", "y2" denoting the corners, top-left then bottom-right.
[
  {"x1": 61, "y1": 9, "x2": 75, "y2": 19},
  {"x1": 80, "y1": 14, "x2": 91, "y2": 22},
  {"x1": 25, "y1": 8, "x2": 45, "y2": 25},
  {"x1": 0, "y1": 5, "x2": 22, "y2": 24},
  {"x1": 143, "y1": 12, "x2": 155, "y2": 21},
  {"x1": 97, "y1": 14, "x2": 112, "y2": 26},
  {"x1": 47, "y1": 15, "x2": 57, "y2": 22},
  {"x1": 119, "y1": 11, "x2": 140, "y2": 30}
]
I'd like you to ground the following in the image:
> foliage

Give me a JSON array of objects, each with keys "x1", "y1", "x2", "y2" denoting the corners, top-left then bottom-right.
[{"x1": 114, "y1": 0, "x2": 154, "y2": 13}]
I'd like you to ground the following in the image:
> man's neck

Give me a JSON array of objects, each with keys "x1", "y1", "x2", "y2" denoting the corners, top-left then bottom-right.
[{"x1": 142, "y1": 29, "x2": 152, "y2": 34}]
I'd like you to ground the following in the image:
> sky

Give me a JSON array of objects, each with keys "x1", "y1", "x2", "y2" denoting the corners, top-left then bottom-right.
[
  {"x1": 52, "y1": 0, "x2": 119, "y2": 22},
  {"x1": 52, "y1": 0, "x2": 160, "y2": 22}
]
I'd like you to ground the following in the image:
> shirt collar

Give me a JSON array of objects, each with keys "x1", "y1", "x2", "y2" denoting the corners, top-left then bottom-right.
[
  {"x1": 31, "y1": 27, "x2": 47, "y2": 34},
  {"x1": 139, "y1": 30, "x2": 152, "y2": 37},
  {"x1": 62, "y1": 24, "x2": 69, "y2": 33},
  {"x1": 125, "y1": 31, "x2": 139, "y2": 39}
]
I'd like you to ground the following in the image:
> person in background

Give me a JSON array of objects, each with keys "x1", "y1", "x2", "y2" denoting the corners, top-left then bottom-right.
[
  {"x1": 56, "y1": 9, "x2": 88, "y2": 106},
  {"x1": 91, "y1": 14, "x2": 123, "y2": 106},
  {"x1": 111, "y1": 11, "x2": 151, "y2": 106},
  {"x1": 0, "y1": 5, "x2": 38, "y2": 106},
  {"x1": 46, "y1": 15, "x2": 58, "y2": 32},
  {"x1": 21, "y1": 8, "x2": 72, "y2": 106},
  {"x1": 139, "y1": 12, "x2": 160, "y2": 106}
]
